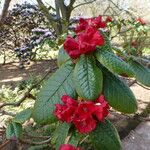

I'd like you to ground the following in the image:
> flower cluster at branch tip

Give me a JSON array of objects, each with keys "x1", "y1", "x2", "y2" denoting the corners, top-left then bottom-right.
[
  {"x1": 64, "y1": 16, "x2": 112, "y2": 59},
  {"x1": 54, "y1": 95, "x2": 109, "y2": 134},
  {"x1": 59, "y1": 144, "x2": 82, "y2": 150}
]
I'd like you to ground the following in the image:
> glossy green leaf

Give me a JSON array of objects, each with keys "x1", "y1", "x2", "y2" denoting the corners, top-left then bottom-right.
[
  {"x1": 52, "y1": 122, "x2": 70, "y2": 149},
  {"x1": 6, "y1": 123, "x2": 15, "y2": 139},
  {"x1": 13, "y1": 108, "x2": 32, "y2": 124},
  {"x1": 6, "y1": 122, "x2": 22, "y2": 139},
  {"x1": 90, "y1": 119, "x2": 122, "y2": 150},
  {"x1": 68, "y1": 131, "x2": 80, "y2": 147},
  {"x1": 95, "y1": 50, "x2": 134, "y2": 77},
  {"x1": 57, "y1": 46, "x2": 70, "y2": 67},
  {"x1": 32, "y1": 63, "x2": 77, "y2": 124},
  {"x1": 101, "y1": 65, "x2": 137, "y2": 113},
  {"x1": 129, "y1": 58, "x2": 150, "y2": 87},
  {"x1": 73, "y1": 55, "x2": 103, "y2": 100}
]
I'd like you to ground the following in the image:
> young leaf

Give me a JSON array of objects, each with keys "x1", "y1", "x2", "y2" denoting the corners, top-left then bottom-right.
[
  {"x1": 90, "y1": 119, "x2": 122, "y2": 150},
  {"x1": 13, "y1": 108, "x2": 32, "y2": 124},
  {"x1": 52, "y1": 122, "x2": 70, "y2": 150},
  {"x1": 129, "y1": 58, "x2": 150, "y2": 87},
  {"x1": 6, "y1": 122, "x2": 22, "y2": 139},
  {"x1": 57, "y1": 46, "x2": 70, "y2": 67},
  {"x1": 32, "y1": 63, "x2": 77, "y2": 124},
  {"x1": 73, "y1": 55, "x2": 103, "y2": 100},
  {"x1": 101, "y1": 65, "x2": 137, "y2": 114},
  {"x1": 95, "y1": 50, "x2": 134, "y2": 77}
]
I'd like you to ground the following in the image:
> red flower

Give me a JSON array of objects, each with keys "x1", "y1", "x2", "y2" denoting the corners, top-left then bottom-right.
[
  {"x1": 136, "y1": 18, "x2": 146, "y2": 25},
  {"x1": 54, "y1": 95, "x2": 78, "y2": 123},
  {"x1": 54, "y1": 95, "x2": 109, "y2": 134},
  {"x1": 61, "y1": 95, "x2": 78, "y2": 106},
  {"x1": 75, "y1": 18, "x2": 88, "y2": 33},
  {"x1": 64, "y1": 27, "x2": 104, "y2": 59},
  {"x1": 63, "y1": 36, "x2": 80, "y2": 59},
  {"x1": 75, "y1": 16, "x2": 106, "y2": 33},
  {"x1": 73, "y1": 115, "x2": 97, "y2": 134},
  {"x1": 94, "y1": 95, "x2": 109, "y2": 121},
  {"x1": 90, "y1": 16, "x2": 106, "y2": 28},
  {"x1": 106, "y1": 16, "x2": 113, "y2": 23},
  {"x1": 74, "y1": 101, "x2": 95, "y2": 120},
  {"x1": 59, "y1": 144, "x2": 82, "y2": 150}
]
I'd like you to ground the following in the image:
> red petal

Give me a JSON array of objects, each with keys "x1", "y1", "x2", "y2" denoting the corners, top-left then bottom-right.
[
  {"x1": 64, "y1": 36, "x2": 80, "y2": 59},
  {"x1": 59, "y1": 144, "x2": 76, "y2": 150},
  {"x1": 74, "y1": 102, "x2": 95, "y2": 121},
  {"x1": 61, "y1": 95, "x2": 78, "y2": 106},
  {"x1": 73, "y1": 116, "x2": 97, "y2": 133}
]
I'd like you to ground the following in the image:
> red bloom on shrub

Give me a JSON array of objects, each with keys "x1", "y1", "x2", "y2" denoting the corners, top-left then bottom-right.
[
  {"x1": 75, "y1": 18, "x2": 89, "y2": 33},
  {"x1": 59, "y1": 144, "x2": 82, "y2": 150},
  {"x1": 74, "y1": 102, "x2": 95, "y2": 120},
  {"x1": 89, "y1": 16, "x2": 106, "y2": 29},
  {"x1": 54, "y1": 95, "x2": 78, "y2": 123},
  {"x1": 106, "y1": 16, "x2": 113, "y2": 23},
  {"x1": 54, "y1": 95, "x2": 109, "y2": 134},
  {"x1": 94, "y1": 95, "x2": 109, "y2": 121},
  {"x1": 64, "y1": 27, "x2": 104, "y2": 59},
  {"x1": 63, "y1": 36, "x2": 81, "y2": 59},
  {"x1": 136, "y1": 18, "x2": 146, "y2": 25},
  {"x1": 75, "y1": 16, "x2": 106, "y2": 33},
  {"x1": 73, "y1": 115, "x2": 97, "y2": 134}
]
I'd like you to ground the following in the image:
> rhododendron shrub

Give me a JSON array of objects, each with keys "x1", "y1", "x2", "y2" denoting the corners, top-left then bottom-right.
[{"x1": 27, "y1": 15, "x2": 150, "y2": 150}]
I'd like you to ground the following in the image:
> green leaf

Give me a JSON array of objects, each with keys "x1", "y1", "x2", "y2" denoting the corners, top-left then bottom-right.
[
  {"x1": 95, "y1": 50, "x2": 134, "y2": 77},
  {"x1": 12, "y1": 122, "x2": 22, "y2": 139},
  {"x1": 52, "y1": 122, "x2": 70, "y2": 149},
  {"x1": 6, "y1": 123, "x2": 15, "y2": 139},
  {"x1": 73, "y1": 55, "x2": 103, "y2": 100},
  {"x1": 32, "y1": 63, "x2": 77, "y2": 124},
  {"x1": 6, "y1": 122, "x2": 22, "y2": 139},
  {"x1": 13, "y1": 108, "x2": 32, "y2": 124},
  {"x1": 129, "y1": 58, "x2": 150, "y2": 87},
  {"x1": 57, "y1": 46, "x2": 70, "y2": 67},
  {"x1": 27, "y1": 145, "x2": 48, "y2": 150},
  {"x1": 68, "y1": 131, "x2": 80, "y2": 147},
  {"x1": 101, "y1": 65, "x2": 137, "y2": 114},
  {"x1": 90, "y1": 119, "x2": 122, "y2": 150}
]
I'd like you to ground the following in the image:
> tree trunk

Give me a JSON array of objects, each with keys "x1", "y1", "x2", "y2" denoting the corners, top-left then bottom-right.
[{"x1": 0, "y1": 0, "x2": 11, "y2": 22}]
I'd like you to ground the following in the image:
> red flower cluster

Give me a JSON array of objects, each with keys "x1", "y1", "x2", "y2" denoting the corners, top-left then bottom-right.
[
  {"x1": 136, "y1": 18, "x2": 146, "y2": 25},
  {"x1": 63, "y1": 16, "x2": 108, "y2": 59},
  {"x1": 59, "y1": 144, "x2": 82, "y2": 150},
  {"x1": 54, "y1": 95, "x2": 109, "y2": 134},
  {"x1": 75, "y1": 16, "x2": 106, "y2": 33}
]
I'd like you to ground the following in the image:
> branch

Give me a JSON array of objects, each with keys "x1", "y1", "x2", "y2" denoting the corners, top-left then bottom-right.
[
  {"x1": 36, "y1": 0, "x2": 58, "y2": 23},
  {"x1": 73, "y1": 0, "x2": 96, "y2": 10},
  {"x1": 0, "y1": 66, "x2": 57, "y2": 109},
  {"x1": 136, "y1": 82, "x2": 150, "y2": 90},
  {"x1": 0, "y1": 110, "x2": 16, "y2": 116}
]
